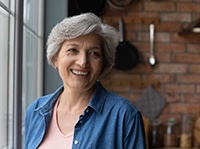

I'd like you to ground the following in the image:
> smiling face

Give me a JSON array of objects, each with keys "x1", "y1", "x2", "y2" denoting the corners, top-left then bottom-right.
[{"x1": 54, "y1": 33, "x2": 103, "y2": 91}]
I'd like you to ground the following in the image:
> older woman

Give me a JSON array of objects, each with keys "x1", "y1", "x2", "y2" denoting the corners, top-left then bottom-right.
[{"x1": 24, "y1": 12, "x2": 146, "y2": 149}]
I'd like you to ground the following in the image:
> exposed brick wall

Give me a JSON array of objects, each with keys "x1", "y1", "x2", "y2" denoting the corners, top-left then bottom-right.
[{"x1": 101, "y1": 0, "x2": 200, "y2": 124}]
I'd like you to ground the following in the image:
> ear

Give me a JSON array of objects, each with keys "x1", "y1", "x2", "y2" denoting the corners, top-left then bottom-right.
[{"x1": 53, "y1": 57, "x2": 58, "y2": 69}]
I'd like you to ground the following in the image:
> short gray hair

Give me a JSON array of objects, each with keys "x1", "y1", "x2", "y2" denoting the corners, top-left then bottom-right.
[{"x1": 46, "y1": 12, "x2": 119, "y2": 77}]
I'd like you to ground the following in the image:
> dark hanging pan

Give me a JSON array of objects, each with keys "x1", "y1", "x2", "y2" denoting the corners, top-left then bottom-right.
[
  {"x1": 115, "y1": 18, "x2": 139, "y2": 70},
  {"x1": 106, "y1": 0, "x2": 138, "y2": 10},
  {"x1": 75, "y1": 0, "x2": 107, "y2": 16}
]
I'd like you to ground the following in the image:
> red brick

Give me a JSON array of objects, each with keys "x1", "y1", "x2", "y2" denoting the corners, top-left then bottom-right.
[
  {"x1": 165, "y1": 84, "x2": 195, "y2": 93},
  {"x1": 156, "y1": 43, "x2": 186, "y2": 53},
  {"x1": 155, "y1": 64, "x2": 187, "y2": 73},
  {"x1": 189, "y1": 64, "x2": 200, "y2": 74},
  {"x1": 125, "y1": 24, "x2": 141, "y2": 33},
  {"x1": 144, "y1": 2, "x2": 175, "y2": 12},
  {"x1": 187, "y1": 44, "x2": 200, "y2": 53},
  {"x1": 155, "y1": 32, "x2": 171, "y2": 43},
  {"x1": 197, "y1": 85, "x2": 200, "y2": 93},
  {"x1": 157, "y1": 22, "x2": 182, "y2": 32},
  {"x1": 160, "y1": 13, "x2": 191, "y2": 22},
  {"x1": 127, "y1": 12, "x2": 159, "y2": 19},
  {"x1": 170, "y1": 103, "x2": 200, "y2": 113},
  {"x1": 143, "y1": 74, "x2": 175, "y2": 83},
  {"x1": 137, "y1": 32, "x2": 170, "y2": 43},
  {"x1": 177, "y1": 3, "x2": 200, "y2": 12},
  {"x1": 174, "y1": 53, "x2": 200, "y2": 63},
  {"x1": 177, "y1": 75, "x2": 200, "y2": 83},
  {"x1": 156, "y1": 53, "x2": 171, "y2": 63},
  {"x1": 183, "y1": 94, "x2": 200, "y2": 103},
  {"x1": 134, "y1": 42, "x2": 149, "y2": 52}
]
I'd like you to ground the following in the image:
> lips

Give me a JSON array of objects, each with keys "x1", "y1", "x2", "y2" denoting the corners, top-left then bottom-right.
[{"x1": 71, "y1": 69, "x2": 90, "y2": 76}]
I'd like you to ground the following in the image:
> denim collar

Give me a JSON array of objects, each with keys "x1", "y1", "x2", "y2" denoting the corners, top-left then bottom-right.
[
  {"x1": 35, "y1": 80, "x2": 107, "y2": 115},
  {"x1": 88, "y1": 80, "x2": 107, "y2": 114}
]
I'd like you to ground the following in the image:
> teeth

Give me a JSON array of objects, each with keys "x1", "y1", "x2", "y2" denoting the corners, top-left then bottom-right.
[{"x1": 72, "y1": 70, "x2": 89, "y2": 76}]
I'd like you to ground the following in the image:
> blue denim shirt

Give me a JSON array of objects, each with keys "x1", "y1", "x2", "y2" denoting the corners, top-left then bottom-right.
[{"x1": 24, "y1": 81, "x2": 146, "y2": 149}]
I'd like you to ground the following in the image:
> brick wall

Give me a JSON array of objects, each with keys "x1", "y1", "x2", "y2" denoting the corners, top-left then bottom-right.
[{"x1": 100, "y1": 0, "x2": 200, "y2": 124}]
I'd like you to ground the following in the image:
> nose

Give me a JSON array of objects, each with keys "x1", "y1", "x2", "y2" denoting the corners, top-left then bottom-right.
[{"x1": 76, "y1": 52, "x2": 89, "y2": 67}]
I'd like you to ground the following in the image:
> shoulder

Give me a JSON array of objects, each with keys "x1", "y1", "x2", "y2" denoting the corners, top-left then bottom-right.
[
  {"x1": 26, "y1": 94, "x2": 53, "y2": 111},
  {"x1": 26, "y1": 86, "x2": 64, "y2": 113},
  {"x1": 24, "y1": 94, "x2": 54, "y2": 125},
  {"x1": 91, "y1": 81, "x2": 139, "y2": 116},
  {"x1": 95, "y1": 81, "x2": 139, "y2": 115},
  {"x1": 105, "y1": 91, "x2": 139, "y2": 114}
]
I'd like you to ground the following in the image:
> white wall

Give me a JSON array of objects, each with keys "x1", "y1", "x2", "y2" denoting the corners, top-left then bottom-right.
[{"x1": 44, "y1": 0, "x2": 68, "y2": 94}]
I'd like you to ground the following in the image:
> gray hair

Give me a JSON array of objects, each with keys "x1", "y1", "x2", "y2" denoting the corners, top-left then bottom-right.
[{"x1": 46, "y1": 12, "x2": 119, "y2": 77}]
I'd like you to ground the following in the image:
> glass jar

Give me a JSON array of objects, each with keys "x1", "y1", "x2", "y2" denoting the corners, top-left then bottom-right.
[
  {"x1": 180, "y1": 114, "x2": 193, "y2": 148},
  {"x1": 149, "y1": 119, "x2": 163, "y2": 148},
  {"x1": 164, "y1": 118, "x2": 177, "y2": 147}
]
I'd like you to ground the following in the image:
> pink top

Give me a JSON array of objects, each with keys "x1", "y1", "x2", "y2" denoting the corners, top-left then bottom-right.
[{"x1": 38, "y1": 100, "x2": 73, "y2": 149}]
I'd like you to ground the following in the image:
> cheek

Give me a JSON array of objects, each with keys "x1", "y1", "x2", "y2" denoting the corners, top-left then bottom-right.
[{"x1": 57, "y1": 55, "x2": 72, "y2": 66}]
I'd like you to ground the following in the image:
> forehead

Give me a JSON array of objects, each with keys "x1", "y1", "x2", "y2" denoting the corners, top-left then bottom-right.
[{"x1": 64, "y1": 33, "x2": 103, "y2": 45}]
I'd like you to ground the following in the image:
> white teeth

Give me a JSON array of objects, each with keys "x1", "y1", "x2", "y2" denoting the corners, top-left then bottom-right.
[{"x1": 72, "y1": 70, "x2": 89, "y2": 76}]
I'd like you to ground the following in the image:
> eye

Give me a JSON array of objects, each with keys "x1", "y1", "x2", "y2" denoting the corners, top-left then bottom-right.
[
  {"x1": 89, "y1": 50, "x2": 102, "y2": 59},
  {"x1": 67, "y1": 48, "x2": 78, "y2": 54}
]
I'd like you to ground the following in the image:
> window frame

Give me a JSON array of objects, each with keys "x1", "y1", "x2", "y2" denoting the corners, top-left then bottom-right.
[{"x1": 0, "y1": 0, "x2": 44, "y2": 148}]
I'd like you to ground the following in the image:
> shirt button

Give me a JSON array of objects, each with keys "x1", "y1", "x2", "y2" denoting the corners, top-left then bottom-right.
[
  {"x1": 79, "y1": 120, "x2": 83, "y2": 123},
  {"x1": 74, "y1": 140, "x2": 79, "y2": 145},
  {"x1": 86, "y1": 109, "x2": 89, "y2": 113}
]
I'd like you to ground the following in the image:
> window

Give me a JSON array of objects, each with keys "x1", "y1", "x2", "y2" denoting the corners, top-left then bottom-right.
[
  {"x1": 0, "y1": 0, "x2": 44, "y2": 148},
  {"x1": 0, "y1": 1, "x2": 14, "y2": 148},
  {"x1": 22, "y1": 0, "x2": 44, "y2": 128}
]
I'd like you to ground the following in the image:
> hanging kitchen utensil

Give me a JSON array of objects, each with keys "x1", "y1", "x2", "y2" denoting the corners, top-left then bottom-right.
[
  {"x1": 135, "y1": 85, "x2": 166, "y2": 120},
  {"x1": 106, "y1": 0, "x2": 138, "y2": 10},
  {"x1": 115, "y1": 18, "x2": 139, "y2": 70},
  {"x1": 74, "y1": 0, "x2": 107, "y2": 16},
  {"x1": 148, "y1": 24, "x2": 157, "y2": 67}
]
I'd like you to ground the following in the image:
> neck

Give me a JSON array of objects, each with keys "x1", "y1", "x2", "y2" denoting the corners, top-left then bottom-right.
[{"x1": 58, "y1": 85, "x2": 95, "y2": 112}]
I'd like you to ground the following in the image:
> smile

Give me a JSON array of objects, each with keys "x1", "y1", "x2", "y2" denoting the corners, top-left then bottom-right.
[{"x1": 71, "y1": 70, "x2": 90, "y2": 76}]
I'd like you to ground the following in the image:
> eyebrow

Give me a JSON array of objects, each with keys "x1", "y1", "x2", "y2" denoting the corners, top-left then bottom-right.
[
  {"x1": 65, "y1": 43, "x2": 78, "y2": 47},
  {"x1": 65, "y1": 43, "x2": 102, "y2": 50}
]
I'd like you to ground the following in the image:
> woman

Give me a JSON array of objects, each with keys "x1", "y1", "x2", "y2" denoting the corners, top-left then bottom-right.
[{"x1": 24, "y1": 12, "x2": 146, "y2": 149}]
